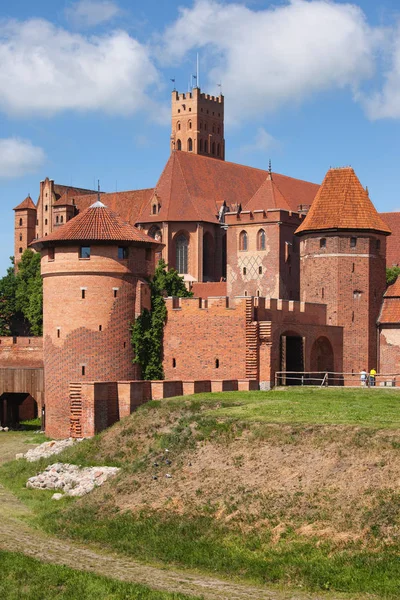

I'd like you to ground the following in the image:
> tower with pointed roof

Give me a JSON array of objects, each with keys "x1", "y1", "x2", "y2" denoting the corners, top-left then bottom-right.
[
  {"x1": 13, "y1": 195, "x2": 37, "y2": 266},
  {"x1": 31, "y1": 201, "x2": 161, "y2": 438},
  {"x1": 171, "y1": 87, "x2": 225, "y2": 160},
  {"x1": 296, "y1": 167, "x2": 391, "y2": 375}
]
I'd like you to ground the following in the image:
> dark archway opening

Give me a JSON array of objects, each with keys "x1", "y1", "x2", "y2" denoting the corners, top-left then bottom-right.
[
  {"x1": 0, "y1": 393, "x2": 38, "y2": 428},
  {"x1": 310, "y1": 336, "x2": 336, "y2": 385},
  {"x1": 203, "y1": 232, "x2": 215, "y2": 281},
  {"x1": 280, "y1": 334, "x2": 304, "y2": 385}
]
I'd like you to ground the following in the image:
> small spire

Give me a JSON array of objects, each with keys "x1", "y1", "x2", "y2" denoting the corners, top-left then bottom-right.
[
  {"x1": 365, "y1": 185, "x2": 369, "y2": 197},
  {"x1": 267, "y1": 159, "x2": 272, "y2": 180}
]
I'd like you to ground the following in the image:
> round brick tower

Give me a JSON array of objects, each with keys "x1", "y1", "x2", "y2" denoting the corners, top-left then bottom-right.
[
  {"x1": 31, "y1": 200, "x2": 160, "y2": 438},
  {"x1": 296, "y1": 167, "x2": 391, "y2": 376}
]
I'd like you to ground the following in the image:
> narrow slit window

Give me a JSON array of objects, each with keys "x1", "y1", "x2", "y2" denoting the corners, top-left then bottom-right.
[
  {"x1": 350, "y1": 237, "x2": 357, "y2": 248},
  {"x1": 259, "y1": 266, "x2": 262, "y2": 275},
  {"x1": 57, "y1": 328, "x2": 60, "y2": 338},
  {"x1": 113, "y1": 288, "x2": 118, "y2": 298},
  {"x1": 81, "y1": 289, "x2": 86, "y2": 299},
  {"x1": 81, "y1": 366, "x2": 85, "y2": 376},
  {"x1": 48, "y1": 248, "x2": 55, "y2": 260},
  {"x1": 320, "y1": 238, "x2": 326, "y2": 248},
  {"x1": 172, "y1": 358, "x2": 176, "y2": 368},
  {"x1": 243, "y1": 267, "x2": 247, "y2": 275},
  {"x1": 215, "y1": 359, "x2": 219, "y2": 369},
  {"x1": 99, "y1": 325, "x2": 102, "y2": 331}
]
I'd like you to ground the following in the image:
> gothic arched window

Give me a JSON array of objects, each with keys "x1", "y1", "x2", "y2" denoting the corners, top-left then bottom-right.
[
  {"x1": 176, "y1": 234, "x2": 188, "y2": 274},
  {"x1": 177, "y1": 122, "x2": 181, "y2": 131},
  {"x1": 188, "y1": 138, "x2": 193, "y2": 152},
  {"x1": 177, "y1": 139, "x2": 182, "y2": 151},
  {"x1": 257, "y1": 229, "x2": 266, "y2": 250},
  {"x1": 239, "y1": 231, "x2": 248, "y2": 251},
  {"x1": 188, "y1": 121, "x2": 192, "y2": 129},
  {"x1": 204, "y1": 140, "x2": 208, "y2": 153}
]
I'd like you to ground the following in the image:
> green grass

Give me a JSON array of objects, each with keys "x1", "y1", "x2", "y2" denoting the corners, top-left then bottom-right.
[
  {"x1": 0, "y1": 551, "x2": 200, "y2": 600},
  {"x1": 2, "y1": 388, "x2": 400, "y2": 598},
  {"x1": 199, "y1": 388, "x2": 400, "y2": 428},
  {"x1": 44, "y1": 504, "x2": 400, "y2": 597}
]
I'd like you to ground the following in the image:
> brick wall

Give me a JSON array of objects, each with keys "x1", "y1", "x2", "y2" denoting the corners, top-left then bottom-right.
[
  {"x1": 0, "y1": 337, "x2": 43, "y2": 368},
  {"x1": 299, "y1": 233, "x2": 386, "y2": 374},
  {"x1": 379, "y1": 326, "x2": 400, "y2": 373},
  {"x1": 163, "y1": 296, "x2": 248, "y2": 380},
  {"x1": 42, "y1": 244, "x2": 151, "y2": 439}
]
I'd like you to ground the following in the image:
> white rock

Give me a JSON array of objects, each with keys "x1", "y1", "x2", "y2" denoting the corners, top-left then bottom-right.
[
  {"x1": 16, "y1": 453, "x2": 24, "y2": 460},
  {"x1": 52, "y1": 493, "x2": 64, "y2": 501}
]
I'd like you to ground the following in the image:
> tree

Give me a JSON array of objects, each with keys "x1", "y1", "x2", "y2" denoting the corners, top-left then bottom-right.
[
  {"x1": 131, "y1": 259, "x2": 192, "y2": 380},
  {"x1": 386, "y1": 266, "x2": 400, "y2": 286},
  {"x1": 0, "y1": 258, "x2": 18, "y2": 335}
]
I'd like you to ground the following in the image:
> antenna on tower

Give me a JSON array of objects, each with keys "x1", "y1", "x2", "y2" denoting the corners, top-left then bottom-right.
[
  {"x1": 268, "y1": 159, "x2": 272, "y2": 174},
  {"x1": 97, "y1": 179, "x2": 101, "y2": 202}
]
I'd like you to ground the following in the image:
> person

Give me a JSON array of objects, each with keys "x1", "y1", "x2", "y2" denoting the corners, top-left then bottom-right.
[
  {"x1": 360, "y1": 369, "x2": 367, "y2": 387},
  {"x1": 370, "y1": 368, "x2": 377, "y2": 387}
]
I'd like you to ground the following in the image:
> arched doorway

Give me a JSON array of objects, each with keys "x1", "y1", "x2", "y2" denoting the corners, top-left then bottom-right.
[
  {"x1": 0, "y1": 392, "x2": 38, "y2": 427},
  {"x1": 280, "y1": 332, "x2": 304, "y2": 385},
  {"x1": 203, "y1": 232, "x2": 214, "y2": 281}
]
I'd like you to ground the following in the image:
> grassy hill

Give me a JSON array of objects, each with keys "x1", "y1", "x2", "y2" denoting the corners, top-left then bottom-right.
[{"x1": 2, "y1": 388, "x2": 400, "y2": 598}]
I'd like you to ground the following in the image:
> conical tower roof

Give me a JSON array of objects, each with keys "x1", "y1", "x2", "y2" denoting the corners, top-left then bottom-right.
[
  {"x1": 295, "y1": 167, "x2": 391, "y2": 236},
  {"x1": 31, "y1": 200, "x2": 159, "y2": 247},
  {"x1": 14, "y1": 195, "x2": 36, "y2": 211}
]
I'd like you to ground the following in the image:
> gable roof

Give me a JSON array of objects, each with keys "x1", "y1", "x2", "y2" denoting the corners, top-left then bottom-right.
[
  {"x1": 14, "y1": 195, "x2": 36, "y2": 211},
  {"x1": 136, "y1": 152, "x2": 319, "y2": 224},
  {"x1": 296, "y1": 167, "x2": 391, "y2": 236},
  {"x1": 245, "y1": 174, "x2": 291, "y2": 212},
  {"x1": 31, "y1": 201, "x2": 158, "y2": 247},
  {"x1": 380, "y1": 212, "x2": 400, "y2": 266}
]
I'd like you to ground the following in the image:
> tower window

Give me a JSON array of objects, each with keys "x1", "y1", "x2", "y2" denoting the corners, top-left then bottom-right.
[
  {"x1": 48, "y1": 248, "x2": 55, "y2": 260},
  {"x1": 353, "y1": 290, "x2": 362, "y2": 299},
  {"x1": 56, "y1": 216, "x2": 59, "y2": 223},
  {"x1": 322, "y1": 288, "x2": 324, "y2": 299},
  {"x1": 99, "y1": 325, "x2": 102, "y2": 331},
  {"x1": 259, "y1": 266, "x2": 262, "y2": 275},
  {"x1": 320, "y1": 238, "x2": 326, "y2": 248},
  {"x1": 81, "y1": 289, "x2": 86, "y2": 299},
  {"x1": 243, "y1": 267, "x2": 247, "y2": 275},
  {"x1": 145, "y1": 248, "x2": 152, "y2": 261},
  {"x1": 376, "y1": 239, "x2": 381, "y2": 250},
  {"x1": 257, "y1": 229, "x2": 266, "y2": 250},
  {"x1": 19, "y1": 218, "x2": 23, "y2": 226},
  {"x1": 172, "y1": 358, "x2": 176, "y2": 368},
  {"x1": 177, "y1": 139, "x2": 182, "y2": 151},
  {"x1": 188, "y1": 120, "x2": 192, "y2": 129},
  {"x1": 113, "y1": 288, "x2": 118, "y2": 298},
  {"x1": 80, "y1": 246, "x2": 91, "y2": 259},
  {"x1": 57, "y1": 328, "x2": 60, "y2": 338},
  {"x1": 81, "y1": 365, "x2": 85, "y2": 376},
  {"x1": 19, "y1": 247, "x2": 22, "y2": 254},
  {"x1": 177, "y1": 122, "x2": 181, "y2": 131},
  {"x1": 45, "y1": 205, "x2": 48, "y2": 211},
  {"x1": 215, "y1": 358, "x2": 219, "y2": 369},
  {"x1": 19, "y1": 234, "x2": 22, "y2": 241},
  {"x1": 118, "y1": 246, "x2": 128, "y2": 260},
  {"x1": 204, "y1": 140, "x2": 208, "y2": 153},
  {"x1": 176, "y1": 234, "x2": 188, "y2": 274},
  {"x1": 350, "y1": 237, "x2": 357, "y2": 248},
  {"x1": 45, "y1": 219, "x2": 48, "y2": 225},
  {"x1": 60, "y1": 216, "x2": 63, "y2": 223},
  {"x1": 239, "y1": 231, "x2": 248, "y2": 251},
  {"x1": 188, "y1": 138, "x2": 193, "y2": 151}
]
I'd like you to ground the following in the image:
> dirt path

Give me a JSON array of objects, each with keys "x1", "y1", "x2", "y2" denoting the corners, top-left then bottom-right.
[{"x1": 0, "y1": 434, "x2": 365, "y2": 600}]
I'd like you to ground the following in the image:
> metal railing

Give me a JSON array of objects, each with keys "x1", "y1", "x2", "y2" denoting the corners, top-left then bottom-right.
[{"x1": 274, "y1": 371, "x2": 399, "y2": 388}]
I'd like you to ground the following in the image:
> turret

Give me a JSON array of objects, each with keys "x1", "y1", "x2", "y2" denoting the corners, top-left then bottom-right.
[
  {"x1": 13, "y1": 195, "x2": 37, "y2": 267},
  {"x1": 296, "y1": 167, "x2": 391, "y2": 375},
  {"x1": 31, "y1": 200, "x2": 161, "y2": 438}
]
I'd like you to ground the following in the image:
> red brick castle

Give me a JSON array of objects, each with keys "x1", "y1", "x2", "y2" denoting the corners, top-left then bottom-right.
[{"x1": 11, "y1": 86, "x2": 400, "y2": 438}]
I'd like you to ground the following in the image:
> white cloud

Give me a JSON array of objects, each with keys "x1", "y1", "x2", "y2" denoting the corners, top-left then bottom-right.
[
  {"x1": 66, "y1": 0, "x2": 121, "y2": 28},
  {"x1": 0, "y1": 138, "x2": 45, "y2": 178},
  {"x1": 161, "y1": 0, "x2": 380, "y2": 122},
  {"x1": 240, "y1": 127, "x2": 278, "y2": 154},
  {"x1": 0, "y1": 19, "x2": 158, "y2": 116},
  {"x1": 362, "y1": 25, "x2": 400, "y2": 119}
]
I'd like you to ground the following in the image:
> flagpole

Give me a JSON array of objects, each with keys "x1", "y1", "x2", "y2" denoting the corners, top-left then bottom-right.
[{"x1": 197, "y1": 52, "x2": 200, "y2": 89}]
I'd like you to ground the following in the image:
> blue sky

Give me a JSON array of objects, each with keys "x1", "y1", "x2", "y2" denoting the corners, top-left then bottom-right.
[{"x1": 1, "y1": 0, "x2": 400, "y2": 275}]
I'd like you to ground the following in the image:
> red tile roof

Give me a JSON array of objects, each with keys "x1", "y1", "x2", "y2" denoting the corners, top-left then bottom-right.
[
  {"x1": 65, "y1": 189, "x2": 154, "y2": 224},
  {"x1": 245, "y1": 174, "x2": 291, "y2": 212},
  {"x1": 384, "y1": 277, "x2": 400, "y2": 297},
  {"x1": 136, "y1": 152, "x2": 319, "y2": 224},
  {"x1": 31, "y1": 201, "x2": 159, "y2": 246},
  {"x1": 380, "y1": 212, "x2": 400, "y2": 266},
  {"x1": 53, "y1": 184, "x2": 97, "y2": 202},
  {"x1": 14, "y1": 195, "x2": 36, "y2": 211},
  {"x1": 296, "y1": 167, "x2": 391, "y2": 236},
  {"x1": 378, "y1": 276, "x2": 400, "y2": 324}
]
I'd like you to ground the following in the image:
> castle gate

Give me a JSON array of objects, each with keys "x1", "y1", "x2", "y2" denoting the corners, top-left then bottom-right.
[{"x1": 0, "y1": 368, "x2": 44, "y2": 427}]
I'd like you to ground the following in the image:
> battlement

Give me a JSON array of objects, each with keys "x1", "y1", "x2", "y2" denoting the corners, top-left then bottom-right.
[
  {"x1": 165, "y1": 295, "x2": 327, "y2": 325},
  {"x1": 225, "y1": 209, "x2": 304, "y2": 225},
  {"x1": 172, "y1": 88, "x2": 224, "y2": 104}
]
